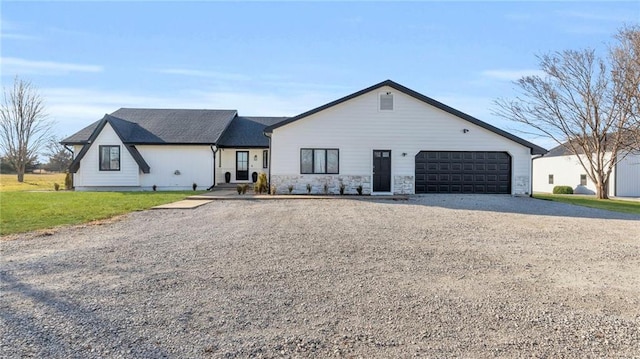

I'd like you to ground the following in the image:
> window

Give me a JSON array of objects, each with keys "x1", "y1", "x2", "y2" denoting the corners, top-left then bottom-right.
[
  {"x1": 548, "y1": 174, "x2": 554, "y2": 184},
  {"x1": 263, "y1": 150, "x2": 268, "y2": 168},
  {"x1": 580, "y1": 174, "x2": 587, "y2": 186},
  {"x1": 99, "y1": 145, "x2": 120, "y2": 171},
  {"x1": 300, "y1": 149, "x2": 339, "y2": 174}
]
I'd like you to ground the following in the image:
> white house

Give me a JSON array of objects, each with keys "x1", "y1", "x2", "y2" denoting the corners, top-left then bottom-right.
[
  {"x1": 533, "y1": 143, "x2": 640, "y2": 197},
  {"x1": 265, "y1": 80, "x2": 546, "y2": 195},
  {"x1": 63, "y1": 80, "x2": 547, "y2": 194},
  {"x1": 63, "y1": 109, "x2": 285, "y2": 191}
]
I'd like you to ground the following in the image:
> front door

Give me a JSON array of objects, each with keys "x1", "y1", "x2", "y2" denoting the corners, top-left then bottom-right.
[
  {"x1": 236, "y1": 151, "x2": 249, "y2": 181},
  {"x1": 373, "y1": 150, "x2": 391, "y2": 192}
]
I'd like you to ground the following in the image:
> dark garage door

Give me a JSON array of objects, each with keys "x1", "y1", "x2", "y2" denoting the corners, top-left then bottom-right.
[{"x1": 415, "y1": 151, "x2": 511, "y2": 194}]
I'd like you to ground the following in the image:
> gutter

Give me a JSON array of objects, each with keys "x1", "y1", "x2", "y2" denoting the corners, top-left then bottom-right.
[{"x1": 207, "y1": 145, "x2": 218, "y2": 191}]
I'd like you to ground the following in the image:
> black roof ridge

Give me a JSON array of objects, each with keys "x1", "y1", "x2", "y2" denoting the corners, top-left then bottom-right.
[{"x1": 264, "y1": 79, "x2": 547, "y2": 155}]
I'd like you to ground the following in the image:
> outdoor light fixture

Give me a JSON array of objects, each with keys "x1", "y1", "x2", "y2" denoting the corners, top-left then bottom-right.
[
  {"x1": 254, "y1": 155, "x2": 258, "y2": 161},
  {"x1": 463, "y1": 129, "x2": 470, "y2": 133},
  {"x1": 402, "y1": 152, "x2": 407, "y2": 157}
]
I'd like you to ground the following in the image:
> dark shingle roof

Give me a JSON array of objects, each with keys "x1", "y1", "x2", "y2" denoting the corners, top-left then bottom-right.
[
  {"x1": 62, "y1": 108, "x2": 238, "y2": 145},
  {"x1": 264, "y1": 80, "x2": 548, "y2": 155},
  {"x1": 218, "y1": 116, "x2": 288, "y2": 147}
]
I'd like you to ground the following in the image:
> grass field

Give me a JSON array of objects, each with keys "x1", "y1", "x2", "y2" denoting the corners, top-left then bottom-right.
[
  {"x1": 0, "y1": 191, "x2": 203, "y2": 236},
  {"x1": 534, "y1": 193, "x2": 640, "y2": 215},
  {"x1": 0, "y1": 173, "x2": 67, "y2": 192}
]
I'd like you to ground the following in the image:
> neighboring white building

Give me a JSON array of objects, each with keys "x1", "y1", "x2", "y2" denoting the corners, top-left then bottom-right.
[
  {"x1": 265, "y1": 80, "x2": 546, "y2": 195},
  {"x1": 63, "y1": 80, "x2": 547, "y2": 194},
  {"x1": 533, "y1": 144, "x2": 640, "y2": 197}
]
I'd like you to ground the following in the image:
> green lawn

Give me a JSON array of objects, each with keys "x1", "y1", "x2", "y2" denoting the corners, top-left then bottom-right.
[
  {"x1": 534, "y1": 193, "x2": 640, "y2": 215},
  {"x1": 0, "y1": 191, "x2": 203, "y2": 236}
]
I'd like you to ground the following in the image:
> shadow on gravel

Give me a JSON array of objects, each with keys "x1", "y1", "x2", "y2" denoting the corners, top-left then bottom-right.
[
  {"x1": 0, "y1": 271, "x2": 169, "y2": 357},
  {"x1": 389, "y1": 194, "x2": 640, "y2": 221}
]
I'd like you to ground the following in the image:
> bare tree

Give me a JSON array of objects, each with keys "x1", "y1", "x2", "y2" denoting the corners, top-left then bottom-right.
[
  {"x1": 0, "y1": 77, "x2": 53, "y2": 182},
  {"x1": 44, "y1": 137, "x2": 73, "y2": 172},
  {"x1": 494, "y1": 27, "x2": 640, "y2": 199}
]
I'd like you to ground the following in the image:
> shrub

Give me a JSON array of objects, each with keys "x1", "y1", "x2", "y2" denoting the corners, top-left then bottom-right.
[
  {"x1": 152, "y1": 184, "x2": 157, "y2": 191},
  {"x1": 241, "y1": 184, "x2": 248, "y2": 194},
  {"x1": 254, "y1": 172, "x2": 268, "y2": 194},
  {"x1": 53, "y1": 183, "x2": 60, "y2": 191},
  {"x1": 553, "y1": 185, "x2": 574, "y2": 194},
  {"x1": 288, "y1": 185, "x2": 293, "y2": 194},
  {"x1": 306, "y1": 183, "x2": 312, "y2": 194},
  {"x1": 270, "y1": 185, "x2": 277, "y2": 195},
  {"x1": 356, "y1": 185, "x2": 363, "y2": 195},
  {"x1": 339, "y1": 183, "x2": 345, "y2": 195},
  {"x1": 64, "y1": 171, "x2": 73, "y2": 190},
  {"x1": 237, "y1": 184, "x2": 243, "y2": 194},
  {"x1": 192, "y1": 183, "x2": 197, "y2": 191}
]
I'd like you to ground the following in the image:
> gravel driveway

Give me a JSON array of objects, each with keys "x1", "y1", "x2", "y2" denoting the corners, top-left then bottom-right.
[{"x1": 1, "y1": 195, "x2": 639, "y2": 358}]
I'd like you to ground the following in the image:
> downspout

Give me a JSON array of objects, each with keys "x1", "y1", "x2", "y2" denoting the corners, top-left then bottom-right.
[
  {"x1": 210, "y1": 145, "x2": 219, "y2": 190},
  {"x1": 531, "y1": 153, "x2": 543, "y2": 197},
  {"x1": 265, "y1": 132, "x2": 272, "y2": 186}
]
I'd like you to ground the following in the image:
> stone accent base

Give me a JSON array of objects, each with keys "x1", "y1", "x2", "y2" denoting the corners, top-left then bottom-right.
[
  {"x1": 393, "y1": 175, "x2": 414, "y2": 194},
  {"x1": 271, "y1": 175, "x2": 371, "y2": 195}
]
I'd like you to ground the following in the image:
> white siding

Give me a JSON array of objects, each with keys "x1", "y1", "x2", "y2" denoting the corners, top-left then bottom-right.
[
  {"x1": 215, "y1": 148, "x2": 268, "y2": 184},
  {"x1": 616, "y1": 152, "x2": 640, "y2": 197},
  {"x1": 73, "y1": 123, "x2": 139, "y2": 189},
  {"x1": 270, "y1": 86, "x2": 533, "y2": 195},
  {"x1": 532, "y1": 153, "x2": 616, "y2": 197},
  {"x1": 138, "y1": 145, "x2": 214, "y2": 190}
]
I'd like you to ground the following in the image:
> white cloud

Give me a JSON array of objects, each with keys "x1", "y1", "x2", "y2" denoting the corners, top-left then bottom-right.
[
  {"x1": 152, "y1": 68, "x2": 251, "y2": 81},
  {"x1": 1, "y1": 57, "x2": 103, "y2": 75},
  {"x1": 481, "y1": 69, "x2": 545, "y2": 81}
]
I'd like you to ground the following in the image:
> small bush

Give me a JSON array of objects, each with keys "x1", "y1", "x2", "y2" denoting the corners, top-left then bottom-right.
[
  {"x1": 270, "y1": 185, "x2": 276, "y2": 195},
  {"x1": 255, "y1": 172, "x2": 268, "y2": 194},
  {"x1": 306, "y1": 183, "x2": 312, "y2": 194},
  {"x1": 53, "y1": 183, "x2": 60, "y2": 191},
  {"x1": 192, "y1": 183, "x2": 197, "y2": 191},
  {"x1": 237, "y1": 184, "x2": 243, "y2": 194},
  {"x1": 356, "y1": 185, "x2": 363, "y2": 195},
  {"x1": 64, "y1": 172, "x2": 73, "y2": 190},
  {"x1": 241, "y1": 184, "x2": 248, "y2": 194},
  {"x1": 339, "y1": 183, "x2": 345, "y2": 195},
  {"x1": 288, "y1": 185, "x2": 293, "y2": 194},
  {"x1": 553, "y1": 186, "x2": 574, "y2": 194},
  {"x1": 152, "y1": 184, "x2": 157, "y2": 191}
]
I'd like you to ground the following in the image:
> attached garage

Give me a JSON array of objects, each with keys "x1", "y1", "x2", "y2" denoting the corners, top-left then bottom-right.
[{"x1": 415, "y1": 151, "x2": 511, "y2": 194}]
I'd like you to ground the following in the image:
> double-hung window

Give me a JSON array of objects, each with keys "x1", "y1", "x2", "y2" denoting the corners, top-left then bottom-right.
[
  {"x1": 580, "y1": 174, "x2": 587, "y2": 186},
  {"x1": 99, "y1": 145, "x2": 120, "y2": 171},
  {"x1": 300, "y1": 149, "x2": 339, "y2": 174}
]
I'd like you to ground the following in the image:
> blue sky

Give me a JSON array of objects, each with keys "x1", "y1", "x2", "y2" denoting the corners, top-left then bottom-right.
[{"x1": 1, "y1": 1, "x2": 639, "y2": 150}]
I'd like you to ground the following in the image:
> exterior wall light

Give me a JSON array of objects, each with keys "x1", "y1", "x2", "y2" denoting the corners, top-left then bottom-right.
[{"x1": 463, "y1": 129, "x2": 470, "y2": 133}]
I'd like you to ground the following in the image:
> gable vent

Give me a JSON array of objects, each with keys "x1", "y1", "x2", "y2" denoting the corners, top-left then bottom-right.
[{"x1": 379, "y1": 93, "x2": 394, "y2": 111}]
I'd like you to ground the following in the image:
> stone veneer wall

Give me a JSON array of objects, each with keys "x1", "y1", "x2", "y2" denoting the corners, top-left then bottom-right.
[
  {"x1": 271, "y1": 175, "x2": 371, "y2": 195},
  {"x1": 271, "y1": 174, "x2": 416, "y2": 195},
  {"x1": 393, "y1": 175, "x2": 414, "y2": 195}
]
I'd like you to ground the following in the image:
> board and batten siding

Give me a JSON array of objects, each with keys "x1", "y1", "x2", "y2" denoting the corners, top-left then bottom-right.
[
  {"x1": 270, "y1": 85, "x2": 533, "y2": 195},
  {"x1": 73, "y1": 123, "x2": 140, "y2": 190},
  {"x1": 138, "y1": 145, "x2": 214, "y2": 190},
  {"x1": 615, "y1": 152, "x2": 640, "y2": 197},
  {"x1": 532, "y1": 154, "x2": 616, "y2": 197}
]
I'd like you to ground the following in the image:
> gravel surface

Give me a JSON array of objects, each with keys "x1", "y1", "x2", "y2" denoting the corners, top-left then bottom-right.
[{"x1": 1, "y1": 195, "x2": 639, "y2": 358}]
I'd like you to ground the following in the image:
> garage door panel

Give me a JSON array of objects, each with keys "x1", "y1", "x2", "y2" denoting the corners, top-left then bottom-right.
[{"x1": 415, "y1": 151, "x2": 511, "y2": 194}]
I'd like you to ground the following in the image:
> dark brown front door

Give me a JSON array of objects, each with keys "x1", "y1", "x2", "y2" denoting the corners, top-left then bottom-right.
[
  {"x1": 373, "y1": 150, "x2": 391, "y2": 192},
  {"x1": 236, "y1": 151, "x2": 249, "y2": 181}
]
